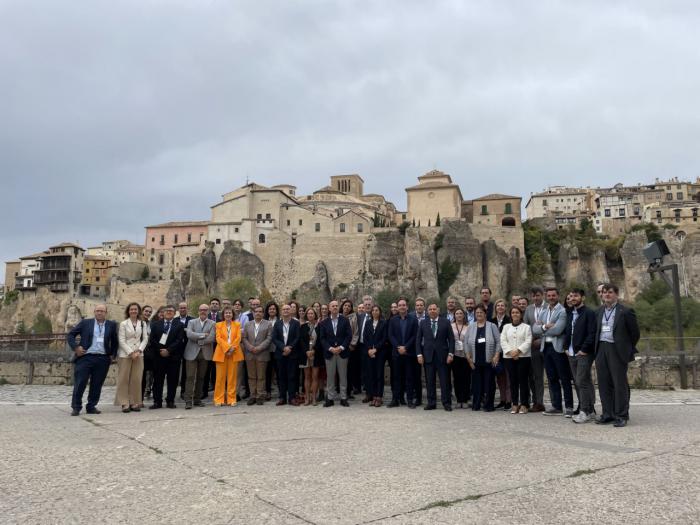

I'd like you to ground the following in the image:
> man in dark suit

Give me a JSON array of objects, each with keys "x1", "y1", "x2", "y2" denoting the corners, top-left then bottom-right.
[
  {"x1": 67, "y1": 304, "x2": 119, "y2": 416},
  {"x1": 319, "y1": 300, "x2": 352, "y2": 407},
  {"x1": 176, "y1": 301, "x2": 194, "y2": 400},
  {"x1": 272, "y1": 304, "x2": 301, "y2": 406},
  {"x1": 480, "y1": 287, "x2": 495, "y2": 321},
  {"x1": 562, "y1": 288, "x2": 597, "y2": 423},
  {"x1": 388, "y1": 298, "x2": 419, "y2": 408},
  {"x1": 417, "y1": 303, "x2": 455, "y2": 411},
  {"x1": 594, "y1": 283, "x2": 640, "y2": 428},
  {"x1": 148, "y1": 305, "x2": 186, "y2": 409}
]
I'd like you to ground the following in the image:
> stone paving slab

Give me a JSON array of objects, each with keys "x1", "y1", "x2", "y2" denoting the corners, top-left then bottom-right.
[{"x1": 1, "y1": 387, "x2": 699, "y2": 524}]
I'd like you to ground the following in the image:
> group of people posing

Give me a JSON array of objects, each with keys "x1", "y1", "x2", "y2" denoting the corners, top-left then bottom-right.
[{"x1": 67, "y1": 282, "x2": 640, "y2": 428}]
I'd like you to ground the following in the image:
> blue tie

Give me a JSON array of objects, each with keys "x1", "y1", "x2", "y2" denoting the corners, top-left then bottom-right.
[
  {"x1": 165, "y1": 321, "x2": 171, "y2": 333},
  {"x1": 432, "y1": 320, "x2": 437, "y2": 337}
]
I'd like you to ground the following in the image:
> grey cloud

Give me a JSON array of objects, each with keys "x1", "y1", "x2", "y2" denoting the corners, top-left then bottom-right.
[{"x1": 1, "y1": 0, "x2": 700, "y2": 265}]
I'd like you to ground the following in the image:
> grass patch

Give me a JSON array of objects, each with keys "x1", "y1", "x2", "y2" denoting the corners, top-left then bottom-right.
[
  {"x1": 568, "y1": 468, "x2": 599, "y2": 478},
  {"x1": 419, "y1": 494, "x2": 482, "y2": 510}
]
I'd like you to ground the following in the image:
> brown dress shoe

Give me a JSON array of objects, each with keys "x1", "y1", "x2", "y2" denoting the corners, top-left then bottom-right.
[
  {"x1": 290, "y1": 399, "x2": 301, "y2": 406},
  {"x1": 530, "y1": 403, "x2": 545, "y2": 413},
  {"x1": 362, "y1": 396, "x2": 372, "y2": 403},
  {"x1": 247, "y1": 398, "x2": 257, "y2": 406}
]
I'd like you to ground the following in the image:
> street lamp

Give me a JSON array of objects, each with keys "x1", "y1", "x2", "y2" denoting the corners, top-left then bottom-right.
[{"x1": 643, "y1": 239, "x2": 687, "y2": 389}]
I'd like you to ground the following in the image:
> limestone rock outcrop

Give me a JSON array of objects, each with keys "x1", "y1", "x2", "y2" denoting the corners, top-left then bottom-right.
[
  {"x1": 215, "y1": 240, "x2": 265, "y2": 292},
  {"x1": 620, "y1": 230, "x2": 653, "y2": 301},
  {"x1": 294, "y1": 261, "x2": 332, "y2": 305}
]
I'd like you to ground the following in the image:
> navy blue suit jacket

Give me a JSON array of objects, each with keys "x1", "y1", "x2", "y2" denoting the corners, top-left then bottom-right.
[
  {"x1": 272, "y1": 318, "x2": 301, "y2": 359},
  {"x1": 319, "y1": 316, "x2": 352, "y2": 359},
  {"x1": 67, "y1": 318, "x2": 119, "y2": 358},
  {"x1": 148, "y1": 319, "x2": 186, "y2": 360},
  {"x1": 388, "y1": 315, "x2": 419, "y2": 357},
  {"x1": 362, "y1": 318, "x2": 387, "y2": 351},
  {"x1": 417, "y1": 316, "x2": 455, "y2": 364}
]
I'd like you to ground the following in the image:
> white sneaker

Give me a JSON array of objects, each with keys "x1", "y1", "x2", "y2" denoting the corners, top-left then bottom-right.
[{"x1": 573, "y1": 411, "x2": 592, "y2": 424}]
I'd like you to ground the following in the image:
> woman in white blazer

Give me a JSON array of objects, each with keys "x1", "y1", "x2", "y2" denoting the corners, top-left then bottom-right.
[
  {"x1": 116, "y1": 302, "x2": 147, "y2": 412},
  {"x1": 501, "y1": 306, "x2": 532, "y2": 414}
]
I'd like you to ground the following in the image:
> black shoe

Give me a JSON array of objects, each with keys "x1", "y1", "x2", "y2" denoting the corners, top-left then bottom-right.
[
  {"x1": 443, "y1": 405, "x2": 453, "y2": 412},
  {"x1": 185, "y1": 402, "x2": 193, "y2": 410},
  {"x1": 149, "y1": 403, "x2": 162, "y2": 409},
  {"x1": 246, "y1": 398, "x2": 257, "y2": 406},
  {"x1": 70, "y1": 409, "x2": 80, "y2": 416},
  {"x1": 613, "y1": 418, "x2": 627, "y2": 428},
  {"x1": 324, "y1": 400, "x2": 335, "y2": 408},
  {"x1": 503, "y1": 402, "x2": 512, "y2": 411},
  {"x1": 424, "y1": 404, "x2": 436, "y2": 411},
  {"x1": 194, "y1": 400, "x2": 204, "y2": 407},
  {"x1": 242, "y1": 392, "x2": 250, "y2": 400},
  {"x1": 166, "y1": 402, "x2": 176, "y2": 409},
  {"x1": 495, "y1": 401, "x2": 505, "y2": 409},
  {"x1": 407, "y1": 402, "x2": 416, "y2": 409},
  {"x1": 414, "y1": 400, "x2": 423, "y2": 407},
  {"x1": 237, "y1": 394, "x2": 242, "y2": 402},
  {"x1": 86, "y1": 408, "x2": 101, "y2": 415},
  {"x1": 595, "y1": 416, "x2": 615, "y2": 425},
  {"x1": 388, "y1": 400, "x2": 400, "y2": 408},
  {"x1": 180, "y1": 393, "x2": 185, "y2": 401},
  {"x1": 340, "y1": 399, "x2": 349, "y2": 407},
  {"x1": 399, "y1": 398, "x2": 407, "y2": 406}
]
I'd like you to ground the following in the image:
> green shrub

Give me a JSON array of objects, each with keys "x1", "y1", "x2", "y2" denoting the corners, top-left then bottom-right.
[
  {"x1": 32, "y1": 312, "x2": 53, "y2": 334},
  {"x1": 222, "y1": 277, "x2": 259, "y2": 303}
]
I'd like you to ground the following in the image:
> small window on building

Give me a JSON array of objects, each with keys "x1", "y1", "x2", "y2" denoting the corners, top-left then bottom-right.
[
  {"x1": 265, "y1": 213, "x2": 271, "y2": 220},
  {"x1": 187, "y1": 233, "x2": 192, "y2": 242},
  {"x1": 151, "y1": 237, "x2": 155, "y2": 242},
  {"x1": 215, "y1": 238, "x2": 221, "y2": 244},
  {"x1": 656, "y1": 210, "x2": 662, "y2": 219},
  {"x1": 174, "y1": 234, "x2": 178, "y2": 244},
  {"x1": 357, "y1": 223, "x2": 364, "y2": 233},
  {"x1": 299, "y1": 219, "x2": 303, "y2": 226},
  {"x1": 667, "y1": 193, "x2": 673, "y2": 200},
  {"x1": 258, "y1": 234, "x2": 266, "y2": 244},
  {"x1": 677, "y1": 192, "x2": 683, "y2": 200},
  {"x1": 542, "y1": 199, "x2": 548, "y2": 206},
  {"x1": 234, "y1": 227, "x2": 239, "y2": 233},
  {"x1": 340, "y1": 223, "x2": 346, "y2": 233},
  {"x1": 158, "y1": 254, "x2": 164, "y2": 265},
  {"x1": 257, "y1": 214, "x2": 262, "y2": 220},
  {"x1": 291, "y1": 237, "x2": 296, "y2": 247},
  {"x1": 481, "y1": 205, "x2": 488, "y2": 215},
  {"x1": 619, "y1": 208, "x2": 625, "y2": 217},
  {"x1": 504, "y1": 203, "x2": 512, "y2": 214},
  {"x1": 604, "y1": 209, "x2": 611, "y2": 217},
  {"x1": 159, "y1": 235, "x2": 165, "y2": 245},
  {"x1": 315, "y1": 223, "x2": 320, "y2": 232},
  {"x1": 287, "y1": 220, "x2": 291, "y2": 226}
]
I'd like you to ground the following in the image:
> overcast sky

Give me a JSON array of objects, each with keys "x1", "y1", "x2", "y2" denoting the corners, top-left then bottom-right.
[{"x1": 2, "y1": 1, "x2": 700, "y2": 268}]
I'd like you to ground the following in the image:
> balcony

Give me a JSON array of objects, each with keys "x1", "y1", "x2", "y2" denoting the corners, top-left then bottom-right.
[{"x1": 34, "y1": 269, "x2": 69, "y2": 285}]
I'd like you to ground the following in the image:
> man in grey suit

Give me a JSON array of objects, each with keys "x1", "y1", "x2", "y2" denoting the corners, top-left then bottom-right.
[
  {"x1": 595, "y1": 283, "x2": 640, "y2": 428},
  {"x1": 524, "y1": 286, "x2": 546, "y2": 412},
  {"x1": 183, "y1": 304, "x2": 216, "y2": 409},
  {"x1": 241, "y1": 305, "x2": 273, "y2": 405},
  {"x1": 535, "y1": 288, "x2": 573, "y2": 417}
]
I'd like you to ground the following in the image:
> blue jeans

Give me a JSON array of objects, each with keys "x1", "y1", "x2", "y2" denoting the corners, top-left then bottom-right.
[
  {"x1": 543, "y1": 344, "x2": 574, "y2": 410},
  {"x1": 71, "y1": 354, "x2": 111, "y2": 411}
]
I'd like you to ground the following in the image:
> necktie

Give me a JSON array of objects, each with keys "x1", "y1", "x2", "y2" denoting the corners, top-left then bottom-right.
[
  {"x1": 165, "y1": 321, "x2": 171, "y2": 333},
  {"x1": 432, "y1": 319, "x2": 437, "y2": 337}
]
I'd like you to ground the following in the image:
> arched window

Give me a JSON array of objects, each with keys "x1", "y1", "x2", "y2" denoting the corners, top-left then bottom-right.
[
  {"x1": 501, "y1": 217, "x2": 516, "y2": 227},
  {"x1": 258, "y1": 234, "x2": 266, "y2": 244}
]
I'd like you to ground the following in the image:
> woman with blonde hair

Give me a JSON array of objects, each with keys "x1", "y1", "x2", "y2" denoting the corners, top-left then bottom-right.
[{"x1": 214, "y1": 306, "x2": 243, "y2": 406}]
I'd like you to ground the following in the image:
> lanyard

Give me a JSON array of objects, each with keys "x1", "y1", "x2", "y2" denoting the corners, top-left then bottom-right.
[
  {"x1": 97, "y1": 323, "x2": 104, "y2": 336},
  {"x1": 455, "y1": 323, "x2": 465, "y2": 339},
  {"x1": 603, "y1": 306, "x2": 616, "y2": 324}
]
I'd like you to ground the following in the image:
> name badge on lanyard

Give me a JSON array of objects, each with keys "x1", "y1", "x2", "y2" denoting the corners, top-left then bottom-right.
[
  {"x1": 602, "y1": 307, "x2": 615, "y2": 333},
  {"x1": 478, "y1": 337, "x2": 486, "y2": 344},
  {"x1": 455, "y1": 340, "x2": 464, "y2": 352},
  {"x1": 96, "y1": 323, "x2": 105, "y2": 344}
]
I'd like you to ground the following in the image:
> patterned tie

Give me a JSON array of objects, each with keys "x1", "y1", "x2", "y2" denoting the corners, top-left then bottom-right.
[
  {"x1": 432, "y1": 319, "x2": 437, "y2": 337},
  {"x1": 165, "y1": 321, "x2": 171, "y2": 333}
]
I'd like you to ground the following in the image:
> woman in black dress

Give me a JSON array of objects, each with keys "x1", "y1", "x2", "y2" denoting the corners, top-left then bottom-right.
[{"x1": 362, "y1": 305, "x2": 388, "y2": 407}]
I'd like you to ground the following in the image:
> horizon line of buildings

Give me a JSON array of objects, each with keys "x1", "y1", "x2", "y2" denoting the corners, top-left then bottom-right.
[{"x1": 4, "y1": 172, "x2": 699, "y2": 299}]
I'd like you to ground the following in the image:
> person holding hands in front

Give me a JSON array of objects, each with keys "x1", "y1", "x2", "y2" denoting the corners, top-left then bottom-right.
[{"x1": 214, "y1": 306, "x2": 243, "y2": 407}]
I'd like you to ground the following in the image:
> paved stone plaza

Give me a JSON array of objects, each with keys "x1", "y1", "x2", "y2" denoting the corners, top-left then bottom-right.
[{"x1": 1, "y1": 386, "x2": 699, "y2": 524}]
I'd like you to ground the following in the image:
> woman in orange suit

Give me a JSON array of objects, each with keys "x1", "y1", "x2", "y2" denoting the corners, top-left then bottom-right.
[{"x1": 214, "y1": 306, "x2": 243, "y2": 406}]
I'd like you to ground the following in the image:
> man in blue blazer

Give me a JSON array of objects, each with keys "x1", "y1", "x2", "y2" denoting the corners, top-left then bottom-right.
[
  {"x1": 319, "y1": 300, "x2": 352, "y2": 407},
  {"x1": 272, "y1": 304, "x2": 301, "y2": 406},
  {"x1": 417, "y1": 303, "x2": 455, "y2": 411},
  {"x1": 67, "y1": 304, "x2": 119, "y2": 416},
  {"x1": 388, "y1": 298, "x2": 419, "y2": 408}
]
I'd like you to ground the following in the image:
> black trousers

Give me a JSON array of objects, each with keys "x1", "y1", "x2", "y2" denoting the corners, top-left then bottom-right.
[
  {"x1": 71, "y1": 354, "x2": 111, "y2": 411},
  {"x1": 277, "y1": 355, "x2": 298, "y2": 402},
  {"x1": 152, "y1": 356, "x2": 180, "y2": 404},
  {"x1": 596, "y1": 342, "x2": 630, "y2": 420},
  {"x1": 505, "y1": 357, "x2": 531, "y2": 406},
  {"x1": 391, "y1": 354, "x2": 415, "y2": 402},
  {"x1": 543, "y1": 344, "x2": 574, "y2": 410},
  {"x1": 179, "y1": 357, "x2": 187, "y2": 393},
  {"x1": 451, "y1": 356, "x2": 470, "y2": 404},
  {"x1": 348, "y1": 347, "x2": 362, "y2": 394},
  {"x1": 425, "y1": 360, "x2": 452, "y2": 407},
  {"x1": 413, "y1": 361, "x2": 424, "y2": 404},
  {"x1": 471, "y1": 363, "x2": 495, "y2": 411},
  {"x1": 265, "y1": 353, "x2": 278, "y2": 395},
  {"x1": 202, "y1": 360, "x2": 216, "y2": 399}
]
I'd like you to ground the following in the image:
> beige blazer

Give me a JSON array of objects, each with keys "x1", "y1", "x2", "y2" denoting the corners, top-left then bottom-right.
[
  {"x1": 242, "y1": 319, "x2": 273, "y2": 362},
  {"x1": 118, "y1": 319, "x2": 148, "y2": 358}
]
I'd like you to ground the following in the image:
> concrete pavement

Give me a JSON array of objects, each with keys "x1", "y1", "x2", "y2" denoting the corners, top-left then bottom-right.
[{"x1": 0, "y1": 386, "x2": 699, "y2": 524}]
